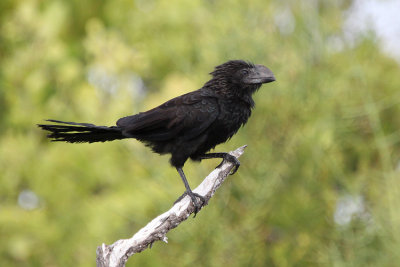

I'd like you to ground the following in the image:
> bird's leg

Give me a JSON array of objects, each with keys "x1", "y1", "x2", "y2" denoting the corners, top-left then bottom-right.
[
  {"x1": 175, "y1": 167, "x2": 205, "y2": 217},
  {"x1": 198, "y1": 152, "x2": 241, "y2": 175}
]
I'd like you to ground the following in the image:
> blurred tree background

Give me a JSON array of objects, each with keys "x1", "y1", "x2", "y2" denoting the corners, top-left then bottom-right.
[{"x1": 1, "y1": 0, "x2": 400, "y2": 266}]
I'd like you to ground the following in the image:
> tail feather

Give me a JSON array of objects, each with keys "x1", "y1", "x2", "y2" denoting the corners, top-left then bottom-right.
[{"x1": 38, "y1": 120, "x2": 126, "y2": 143}]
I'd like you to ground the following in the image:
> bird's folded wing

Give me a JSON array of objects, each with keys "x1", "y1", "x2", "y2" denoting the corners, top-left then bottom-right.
[{"x1": 116, "y1": 91, "x2": 219, "y2": 142}]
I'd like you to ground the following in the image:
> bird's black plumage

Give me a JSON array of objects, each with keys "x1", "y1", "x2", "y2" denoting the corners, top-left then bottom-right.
[{"x1": 38, "y1": 60, "x2": 275, "y2": 215}]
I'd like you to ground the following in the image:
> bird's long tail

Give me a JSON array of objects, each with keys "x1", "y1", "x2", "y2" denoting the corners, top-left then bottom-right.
[{"x1": 37, "y1": 120, "x2": 126, "y2": 143}]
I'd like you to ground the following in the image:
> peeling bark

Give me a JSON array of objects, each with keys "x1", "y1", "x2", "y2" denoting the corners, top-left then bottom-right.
[{"x1": 96, "y1": 145, "x2": 247, "y2": 267}]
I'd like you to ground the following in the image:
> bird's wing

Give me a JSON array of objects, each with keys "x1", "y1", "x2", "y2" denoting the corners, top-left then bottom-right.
[{"x1": 116, "y1": 91, "x2": 219, "y2": 142}]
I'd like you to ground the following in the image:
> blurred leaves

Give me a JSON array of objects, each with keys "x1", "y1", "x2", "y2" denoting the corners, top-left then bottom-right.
[{"x1": 1, "y1": 0, "x2": 400, "y2": 266}]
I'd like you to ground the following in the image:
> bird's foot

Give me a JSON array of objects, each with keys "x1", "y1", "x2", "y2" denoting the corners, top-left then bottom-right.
[
  {"x1": 216, "y1": 154, "x2": 241, "y2": 175},
  {"x1": 174, "y1": 191, "x2": 206, "y2": 217}
]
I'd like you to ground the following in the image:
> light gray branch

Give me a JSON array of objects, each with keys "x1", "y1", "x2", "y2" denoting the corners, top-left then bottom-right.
[{"x1": 96, "y1": 145, "x2": 247, "y2": 267}]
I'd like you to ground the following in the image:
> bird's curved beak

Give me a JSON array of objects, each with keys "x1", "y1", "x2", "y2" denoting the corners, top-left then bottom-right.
[{"x1": 244, "y1": 64, "x2": 276, "y2": 84}]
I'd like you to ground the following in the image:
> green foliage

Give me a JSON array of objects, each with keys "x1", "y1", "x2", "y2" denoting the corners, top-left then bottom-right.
[{"x1": 1, "y1": 0, "x2": 400, "y2": 266}]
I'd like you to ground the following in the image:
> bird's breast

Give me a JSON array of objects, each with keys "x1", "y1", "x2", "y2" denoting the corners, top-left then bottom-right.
[{"x1": 210, "y1": 101, "x2": 252, "y2": 141}]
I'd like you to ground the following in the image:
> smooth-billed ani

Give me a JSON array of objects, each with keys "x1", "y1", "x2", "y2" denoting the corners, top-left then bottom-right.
[{"x1": 38, "y1": 60, "x2": 275, "y2": 215}]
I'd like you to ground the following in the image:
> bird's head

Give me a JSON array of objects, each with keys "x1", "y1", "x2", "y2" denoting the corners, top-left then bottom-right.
[{"x1": 206, "y1": 60, "x2": 275, "y2": 96}]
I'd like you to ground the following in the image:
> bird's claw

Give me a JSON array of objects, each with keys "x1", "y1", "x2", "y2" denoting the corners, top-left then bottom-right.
[
  {"x1": 174, "y1": 191, "x2": 206, "y2": 217},
  {"x1": 230, "y1": 161, "x2": 240, "y2": 175},
  {"x1": 216, "y1": 154, "x2": 240, "y2": 175}
]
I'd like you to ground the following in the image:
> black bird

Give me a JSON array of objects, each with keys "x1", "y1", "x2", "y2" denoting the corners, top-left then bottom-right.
[{"x1": 38, "y1": 60, "x2": 275, "y2": 215}]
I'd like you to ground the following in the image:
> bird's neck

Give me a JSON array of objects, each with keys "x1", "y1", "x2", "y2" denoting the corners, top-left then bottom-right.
[
  {"x1": 240, "y1": 93, "x2": 255, "y2": 109},
  {"x1": 204, "y1": 83, "x2": 257, "y2": 109}
]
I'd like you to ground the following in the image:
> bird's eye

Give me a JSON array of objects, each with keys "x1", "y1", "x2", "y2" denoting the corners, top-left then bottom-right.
[{"x1": 240, "y1": 69, "x2": 249, "y2": 75}]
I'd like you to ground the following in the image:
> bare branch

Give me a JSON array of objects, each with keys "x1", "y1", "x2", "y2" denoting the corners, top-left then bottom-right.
[{"x1": 96, "y1": 145, "x2": 247, "y2": 267}]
